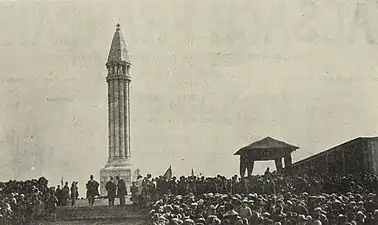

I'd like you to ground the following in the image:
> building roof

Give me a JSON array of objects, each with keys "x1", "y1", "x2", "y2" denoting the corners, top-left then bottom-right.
[
  {"x1": 107, "y1": 23, "x2": 130, "y2": 64},
  {"x1": 291, "y1": 136, "x2": 378, "y2": 167},
  {"x1": 234, "y1": 136, "x2": 299, "y2": 155}
]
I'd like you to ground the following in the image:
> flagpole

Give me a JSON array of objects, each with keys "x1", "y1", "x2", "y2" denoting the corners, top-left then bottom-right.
[{"x1": 163, "y1": 165, "x2": 172, "y2": 181}]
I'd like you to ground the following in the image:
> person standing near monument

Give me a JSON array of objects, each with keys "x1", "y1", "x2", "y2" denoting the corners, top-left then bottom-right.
[
  {"x1": 105, "y1": 177, "x2": 117, "y2": 206},
  {"x1": 116, "y1": 176, "x2": 127, "y2": 206},
  {"x1": 47, "y1": 189, "x2": 59, "y2": 221},
  {"x1": 55, "y1": 185, "x2": 62, "y2": 206},
  {"x1": 130, "y1": 181, "x2": 138, "y2": 204},
  {"x1": 135, "y1": 175, "x2": 144, "y2": 204},
  {"x1": 86, "y1": 175, "x2": 99, "y2": 207},
  {"x1": 61, "y1": 182, "x2": 70, "y2": 206},
  {"x1": 70, "y1": 181, "x2": 79, "y2": 206}
]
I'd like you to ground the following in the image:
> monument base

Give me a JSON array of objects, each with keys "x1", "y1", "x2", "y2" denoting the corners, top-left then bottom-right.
[{"x1": 100, "y1": 158, "x2": 132, "y2": 196}]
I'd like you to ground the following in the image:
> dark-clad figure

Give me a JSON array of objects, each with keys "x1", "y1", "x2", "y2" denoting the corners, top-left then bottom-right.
[
  {"x1": 116, "y1": 176, "x2": 127, "y2": 206},
  {"x1": 70, "y1": 181, "x2": 79, "y2": 206},
  {"x1": 264, "y1": 167, "x2": 271, "y2": 176},
  {"x1": 61, "y1": 182, "x2": 70, "y2": 206},
  {"x1": 86, "y1": 175, "x2": 99, "y2": 206},
  {"x1": 130, "y1": 181, "x2": 138, "y2": 204},
  {"x1": 47, "y1": 189, "x2": 59, "y2": 221},
  {"x1": 55, "y1": 185, "x2": 62, "y2": 206},
  {"x1": 105, "y1": 177, "x2": 117, "y2": 206}
]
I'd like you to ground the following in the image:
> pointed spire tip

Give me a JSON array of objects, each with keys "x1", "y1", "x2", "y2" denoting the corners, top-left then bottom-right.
[{"x1": 107, "y1": 22, "x2": 130, "y2": 64}]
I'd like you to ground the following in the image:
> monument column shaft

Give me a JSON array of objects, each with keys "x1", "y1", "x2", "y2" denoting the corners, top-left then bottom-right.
[
  {"x1": 119, "y1": 79, "x2": 126, "y2": 158},
  {"x1": 108, "y1": 80, "x2": 114, "y2": 160},
  {"x1": 113, "y1": 79, "x2": 119, "y2": 158},
  {"x1": 125, "y1": 81, "x2": 131, "y2": 158},
  {"x1": 107, "y1": 77, "x2": 131, "y2": 160}
]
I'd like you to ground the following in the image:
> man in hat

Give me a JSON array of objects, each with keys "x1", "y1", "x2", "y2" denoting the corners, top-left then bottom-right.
[
  {"x1": 116, "y1": 176, "x2": 127, "y2": 206},
  {"x1": 105, "y1": 177, "x2": 117, "y2": 206},
  {"x1": 47, "y1": 189, "x2": 59, "y2": 221},
  {"x1": 61, "y1": 182, "x2": 70, "y2": 206},
  {"x1": 130, "y1": 181, "x2": 138, "y2": 205},
  {"x1": 238, "y1": 199, "x2": 252, "y2": 221},
  {"x1": 86, "y1": 175, "x2": 99, "y2": 206},
  {"x1": 136, "y1": 175, "x2": 144, "y2": 200},
  {"x1": 70, "y1": 181, "x2": 79, "y2": 206},
  {"x1": 55, "y1": 185, "x2": 62, "y2": 206},
  {"x1": 297, "y1": 214, "x2": 308, "y2": 225}
]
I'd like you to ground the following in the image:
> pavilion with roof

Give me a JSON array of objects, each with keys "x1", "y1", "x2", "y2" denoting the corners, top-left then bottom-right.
[{"x1": 234, "y1": 137, "x2": 299, "y2": 177}]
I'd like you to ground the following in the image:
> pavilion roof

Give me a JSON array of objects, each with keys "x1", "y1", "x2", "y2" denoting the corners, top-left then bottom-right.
[{"x1": 234, "y1": 136, "x2": 299, "y2": 155}]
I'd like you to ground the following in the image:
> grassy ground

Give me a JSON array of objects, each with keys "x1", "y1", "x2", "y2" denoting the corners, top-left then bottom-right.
[
  {"x1": 69, "y1": 197, "x2": 133, "y2": 207},
  {"x1": 36, "y1": 220, "x2": 145, "y2": 225},
  {"x1": 34, "y1": 198, "x2": 142, "y2": 224}
]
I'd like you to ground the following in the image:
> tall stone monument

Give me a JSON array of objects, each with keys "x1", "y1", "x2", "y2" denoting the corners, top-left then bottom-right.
[{"x1": 100, "y1": 23, "x2": 132, "y2": 195}]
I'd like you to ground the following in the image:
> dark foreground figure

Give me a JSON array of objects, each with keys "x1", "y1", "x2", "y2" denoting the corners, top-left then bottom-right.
[
  {"x1": 86, "y1": 175, "x2": 99, "y2": 207},
  {"x1": 106, "y1": 176, "x2": 117, "y2": 206}
]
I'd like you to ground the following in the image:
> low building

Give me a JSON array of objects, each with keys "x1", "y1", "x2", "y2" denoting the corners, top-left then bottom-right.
[{"x1": 289, "y1": 137, "x2": 378, "y2": 177}]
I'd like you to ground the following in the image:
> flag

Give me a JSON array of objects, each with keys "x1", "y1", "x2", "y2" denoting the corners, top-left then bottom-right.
[
  {"x1": 163, "y1": 166, "x2": 172, "y2": 181},
  {"x1": 191, "y1": 168, "x2": 195, "y2": 177},
  {"x1": 61, "y1": 177, "x2": 64, "y2": 186}
]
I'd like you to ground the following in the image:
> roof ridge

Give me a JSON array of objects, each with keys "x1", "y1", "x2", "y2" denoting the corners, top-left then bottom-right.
[{"x1": 234, "y1": 136, "x2": 299, "y2": 155}]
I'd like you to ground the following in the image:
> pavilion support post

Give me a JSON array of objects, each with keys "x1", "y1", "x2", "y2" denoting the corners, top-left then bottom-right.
[
  {"x1": 247, "y1": 160, "x2": 254, "y2": 177},
  {"x1": 284, "y1": 154, "x2": 292, "y2": 168},
  {"x1": 275, "y1": 158, "x2": 283, "y2": 172},
  {"x1": 240, "y1": 155, "x2": 247, "y2": 178}
]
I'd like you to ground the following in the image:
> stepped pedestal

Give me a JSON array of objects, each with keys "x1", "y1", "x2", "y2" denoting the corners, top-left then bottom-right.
[{"x1": 100, "y1": 159, "x2": 132, "y2": 196}]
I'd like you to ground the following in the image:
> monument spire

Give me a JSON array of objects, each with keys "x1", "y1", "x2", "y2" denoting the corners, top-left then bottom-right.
[
  {"x1": 107, "y1": 23, "x2": 131, "y2": 64},
  {"x1": 100, "y1": 23, "x2": 133, "y2": 196}
]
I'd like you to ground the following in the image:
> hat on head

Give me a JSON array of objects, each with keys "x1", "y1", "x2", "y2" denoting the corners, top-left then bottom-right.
[
  {"x1": 213, "y1": 218, "x2": 221, "y2": 225},
  {"x1": 172, "y1": 218, "x2": 183, "y2": 225},
  {"x1": 183, "y1": 218, "x2": 194, "y2": 225},
  {"x1": 196, "y1": 218, "x2": 206, "y2": 223},
  {"x1": 235, "y1": 219, "x2": 244, "y2": 225},
  {"x1": 223, "y1": 210, "x2": 239, "y2": 217},
  {"x1": 298, "y1": 215, "x2": 307, "y2": 221}
]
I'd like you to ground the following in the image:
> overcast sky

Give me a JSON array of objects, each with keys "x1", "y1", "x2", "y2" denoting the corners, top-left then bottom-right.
[{"x1": 0, "y1": 0, "x2": 378, "y2": 190}]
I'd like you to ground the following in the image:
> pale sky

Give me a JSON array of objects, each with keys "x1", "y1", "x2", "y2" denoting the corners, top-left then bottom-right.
[{"x1": 0, "y1": 0, "x2": 378, "y2": 192}]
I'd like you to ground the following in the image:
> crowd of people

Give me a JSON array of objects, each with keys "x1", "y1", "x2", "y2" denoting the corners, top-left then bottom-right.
[
  {"x1": 1, "y1": 171, "x2": 378, "y2": 225},
  {"x1": 55, "y1": 181, "x2": 79, "y2": 207},
  {"x1": 140, "y1": 170, "x2": 378, "y2": 225},
  {"x1": 0, "y1": 177, "x2": 82, "y2": 225},
  {"x1": 0, "y1": 177, "x2": 53, "y2": 224}
]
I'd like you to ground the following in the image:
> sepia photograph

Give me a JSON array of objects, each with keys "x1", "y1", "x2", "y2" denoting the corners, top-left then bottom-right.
[{"x1": 0, "y1": 1, "x2": 378, "y2": 224}]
